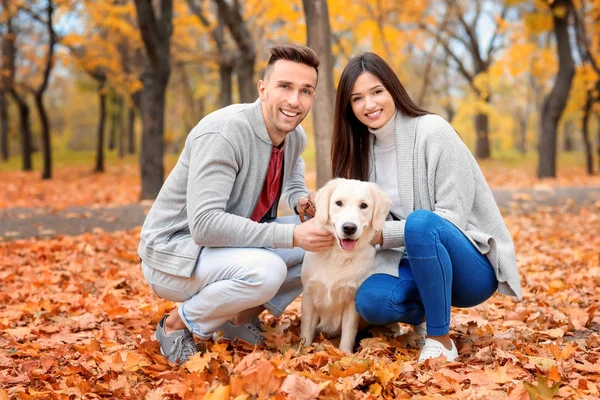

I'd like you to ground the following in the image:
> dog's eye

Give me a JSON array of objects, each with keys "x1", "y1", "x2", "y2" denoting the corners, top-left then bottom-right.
[
  {"x1": 335, "y1": 200, "x2": 343, "y2": 207},
  {"x1": 360, "y1": 203, "x2": 368, "y2": 209}
]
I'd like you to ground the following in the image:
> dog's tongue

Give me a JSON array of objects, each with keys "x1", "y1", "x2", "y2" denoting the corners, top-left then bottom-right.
[{"x1": 341, "y1": 239, "x2": 357, "y2": 251}]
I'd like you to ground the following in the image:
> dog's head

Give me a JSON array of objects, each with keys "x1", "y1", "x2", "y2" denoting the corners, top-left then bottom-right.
[{"x1": 314, "y1": 178, "x2": 391, "y2": 251}]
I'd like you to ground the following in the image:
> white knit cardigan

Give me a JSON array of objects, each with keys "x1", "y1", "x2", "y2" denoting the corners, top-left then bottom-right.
[{"x1": 372, "y1": 112, "x2": 522, "y2": 300}]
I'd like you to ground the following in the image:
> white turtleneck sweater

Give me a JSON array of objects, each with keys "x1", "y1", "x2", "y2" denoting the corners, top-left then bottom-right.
[{"x1": 369, "y1": 113, "x2": 406, "y2": 219}]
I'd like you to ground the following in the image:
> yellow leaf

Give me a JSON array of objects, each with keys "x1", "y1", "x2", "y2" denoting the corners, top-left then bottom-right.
[
  {"x1": 369, "y1": 383, "x2": 382, "y2": 396},
  {"x1": 185, "y1": 351, "x2": 213, "y2": 373},
  {"x1": 202, "y1": 385, "x2": 230, "y2": 400}
]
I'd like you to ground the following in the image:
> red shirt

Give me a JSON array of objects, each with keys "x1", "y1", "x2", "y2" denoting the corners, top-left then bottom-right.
[{"x1": 250, "y1": 143, "x2": 284, "y2": 222}]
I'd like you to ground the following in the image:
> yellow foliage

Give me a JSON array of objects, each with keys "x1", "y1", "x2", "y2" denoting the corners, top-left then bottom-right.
[
  {"x1": 473, "y1": 73, "x2": 491, "y2": 100},
  {"x1": 524, "y1": 12, "x2": 553, "y2": 34}
]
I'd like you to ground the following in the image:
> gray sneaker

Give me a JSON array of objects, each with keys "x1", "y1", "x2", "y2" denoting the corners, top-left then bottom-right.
[
  {"x1": 155, "y1": 315, "x2": 202, "y2": 364},
  {"x1": 213, "y1": 316, "x2": 265, "y2": 345}
]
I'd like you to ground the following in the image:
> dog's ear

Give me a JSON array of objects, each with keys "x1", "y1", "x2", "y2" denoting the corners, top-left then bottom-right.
[
  {"x1": 314, "y1": 179, "x2": 339, "y2": 226},
  {"x1": 369, "y1": 183, "x2": 391, "y2": 231}
]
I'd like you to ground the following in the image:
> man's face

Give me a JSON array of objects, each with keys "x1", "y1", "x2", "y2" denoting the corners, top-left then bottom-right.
[{"x1": 258, "y1": 60, "x2": 317, "y2": 144}]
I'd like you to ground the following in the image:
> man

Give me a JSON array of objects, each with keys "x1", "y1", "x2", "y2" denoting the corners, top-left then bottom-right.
[{"x1": 138, "y1": 44, "x2": 333, "y2": 364}]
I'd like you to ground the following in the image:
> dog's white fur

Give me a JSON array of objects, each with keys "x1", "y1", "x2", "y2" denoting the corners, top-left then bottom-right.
[{"x1": 300, "y1": 178, "x2": 391, "y2": 353}]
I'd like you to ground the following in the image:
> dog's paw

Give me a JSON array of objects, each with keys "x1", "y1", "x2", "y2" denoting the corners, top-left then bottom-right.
[{"x1": 339, "y1": 345, "x2": 354, "y2": 354}]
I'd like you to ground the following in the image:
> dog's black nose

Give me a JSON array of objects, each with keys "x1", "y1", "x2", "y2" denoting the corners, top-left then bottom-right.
[{"x1": 342, "y1": 223, "x2": 357, "y2": 235}]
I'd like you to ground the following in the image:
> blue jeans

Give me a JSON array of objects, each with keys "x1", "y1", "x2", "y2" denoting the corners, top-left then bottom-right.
[{"x1": 355, "y1": 210, "x2": 498, "y2": 336}]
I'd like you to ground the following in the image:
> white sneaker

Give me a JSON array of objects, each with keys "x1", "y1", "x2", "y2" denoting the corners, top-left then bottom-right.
[{"x1": 418, "y1": 338, "x2": 458, "y2": 363}]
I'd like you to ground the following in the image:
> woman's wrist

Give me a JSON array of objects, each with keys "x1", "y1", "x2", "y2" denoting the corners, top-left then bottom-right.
[{"x1": 371, "y1": 230, "x2": 383, "y2": 246}]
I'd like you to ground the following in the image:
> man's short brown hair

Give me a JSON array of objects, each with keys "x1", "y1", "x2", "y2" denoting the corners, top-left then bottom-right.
[{"x1": 264, "y1": 44, "x2": 320, "y2": 80}]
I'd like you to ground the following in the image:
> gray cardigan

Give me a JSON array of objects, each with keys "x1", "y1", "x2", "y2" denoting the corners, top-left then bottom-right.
[
  {"x1": 138, "y1": 99, "x2": 309, "y2": 278},
  {"x1": 373, "y1": 112, "x2": 522, "y2": 300}
]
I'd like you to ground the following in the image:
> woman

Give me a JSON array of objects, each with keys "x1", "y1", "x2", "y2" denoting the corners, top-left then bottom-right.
[{"x1": 331, "y1": 53, "x2": 522, "y2": 363}]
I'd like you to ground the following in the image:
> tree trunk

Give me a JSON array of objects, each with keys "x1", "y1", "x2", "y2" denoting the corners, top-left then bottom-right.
[
  {"x1": 597, "y1": 113, "x2": 600, "y2": 174},
  {"x1": 128, "y1": 105, "x2": 136, "y2": 154},
  {"x1": 0, "y1": 91, "x2": 8, "y2": 161},
  {"x1": 216, "y1": 9, "x2": 233, "y2": 107},
  {"x1": 139, "y1": 73, "x2": 168, "y2": 198},
  {"x1": 108, "y1": 91, "x2": 117, "y2": 150},
  {"x1": 538, "y1": 0, "x2": 575, "y2": 178},
  {"x1": 134, "y1": 0, "x2": 173, "y2": 200},
  {"x1": 581, "y1": 90, "x2": 593, "y2": 174},
  {"x1": 95, "y1": 80, "x2": 107, "y2": 172},
  {"x1": 117, "y1": 95, "x2": 125, "y2": 158},
  {"x1": 34, "y1": 1, "x2": 56, "y2": 180},
  {"x1": 35, "y1": 93, "x2": 52, "y2": 179},
  {"x1": 220, "y1": 63, "x2": 234, "y2": 107},
  {"x1": 303, "y1": 0, "x2": 335, "y2": 187},
  {"x1": 518, "y1": 112, "x2": 527, "y2": 154},
  {"x1": 1, "y1": 2, "x2": 15, "y2": 162},
  {"x1": 236, "y1": 59, "x2": 255, "y2": 103},
  {"x1": 10, "y1": 90, "x2": 32, "y2": 171},
  {"x1": 563, "y1": 120, "x2": 574, "y2": 152},
  {"x1": 474, "y1": 111, "x2": 491, "y2": 159}
]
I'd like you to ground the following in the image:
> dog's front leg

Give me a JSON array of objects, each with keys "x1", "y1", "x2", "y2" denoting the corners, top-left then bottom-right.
[
  {"x1": 300, "y1": 296, "x2": 319, "y2": 347},
  {"x1": 339, "y1": 301, "x2": 361, "y2": 354}
]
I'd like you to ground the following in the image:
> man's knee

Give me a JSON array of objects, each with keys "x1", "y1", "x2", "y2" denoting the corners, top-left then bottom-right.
[{"x1": 240, "y1": 252, "x2": 287, "y2": 301}]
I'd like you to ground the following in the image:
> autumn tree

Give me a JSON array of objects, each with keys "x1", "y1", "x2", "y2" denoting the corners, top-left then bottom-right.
[
  {"x1": 133, "y1": 0, "x2": 173, "y2": 200},
  {"x1": 4, "y1": 3, "x2": 32, "y2": 172},
  {"x1": 186, "y1": 0, "x2": 234, "y2": 107},
  {"x1": 537, "y1": 0, "x2": 575, "y2": 178},
  {"x1": 62, "y1": 0, "x2": 143, "y2": 173},
  {"x1": 214, "y1": 0, "x2": 256, "y2": 103},
  {"x1": 303, "y1": 0, "x2": 335, "y2": 187},
  {"x1": 418, "y1": 0, "x2": 512, "y2": 159},
  {"x1": 22, "y1": 0, "x2": 58, "y2": 180},
  {"x1": 0, "y1": 1, "x2": 13, "y2": 162},
  {"x1": 572, "y1": 0, "x2": 599, "y2": 174}
]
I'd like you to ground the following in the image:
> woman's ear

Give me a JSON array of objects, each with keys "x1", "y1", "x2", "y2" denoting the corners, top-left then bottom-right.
[
  {"x1": 370, "y1": 183, "x2": 391, "y2": 231},
  {"x1": 314, "y1": 179, "x2": 339, "y2": 226}
]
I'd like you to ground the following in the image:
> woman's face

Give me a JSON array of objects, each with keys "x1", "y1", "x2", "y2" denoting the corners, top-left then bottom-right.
[{"x1": 349, "y1": 72, "x2": 395, "y2": 130}]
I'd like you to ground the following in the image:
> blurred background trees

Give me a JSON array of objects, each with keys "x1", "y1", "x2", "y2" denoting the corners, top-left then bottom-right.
[{"x1": 1, "y1": 0, "x2": 599, "y2": 199}]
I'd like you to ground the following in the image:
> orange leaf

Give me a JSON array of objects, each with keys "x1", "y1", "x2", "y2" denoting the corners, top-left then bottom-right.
[
  {"x1": 547, "y1": 365, "x2": 561, "y2": 382},
  {"x1": 202, "y1": 385, "x2": 231, "y2": 400},
  {"x1": 279, "y1": 374, "x2": 320, "y2": 400}
]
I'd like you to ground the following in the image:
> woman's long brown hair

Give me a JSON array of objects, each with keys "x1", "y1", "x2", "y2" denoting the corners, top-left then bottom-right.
[{"x1": 332, "y1": 53, "x2": 430, "y2": 181}]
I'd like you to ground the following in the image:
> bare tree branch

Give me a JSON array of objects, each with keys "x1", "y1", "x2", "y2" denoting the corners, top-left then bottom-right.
[
  {"x1": 213, "y1": 0, "x2": 254, "y2": 59},
  {"x1": 572, "y1": 0, "x2": 600, "y2": 75},
  {"x1": 449, "y1": 0, "x2": 483, "y2": 67},
  {"x1": 133, "y1": 0, "x2": 160, "y2": 66},
  {"x1": 486, "y1": 4, "x2": 509, "y2": 60},
  {"x1": 35, "y1": 1, "x2": 56, "y2": 96},
  {"x1": 418, "y1": 22, "x2": 476, "y2": 85}
]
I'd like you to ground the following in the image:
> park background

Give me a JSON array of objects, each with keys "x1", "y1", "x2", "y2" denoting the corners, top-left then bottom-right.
[{"x1": 0, "y1": 0, "x2": 599, "y2": 399}]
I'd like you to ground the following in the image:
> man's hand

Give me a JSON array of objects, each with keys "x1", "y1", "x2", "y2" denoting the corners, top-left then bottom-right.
[
  {"x1": 297, "y1": 192, "x2": 316, "y2": 222},
  {"x1": 293, "y1": 218, "x2": 334, "y2": 252}
]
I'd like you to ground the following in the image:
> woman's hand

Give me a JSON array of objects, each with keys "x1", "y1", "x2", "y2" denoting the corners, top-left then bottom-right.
[{"x1": 370, "y1": 230, "x2": 383, "y2": 246}]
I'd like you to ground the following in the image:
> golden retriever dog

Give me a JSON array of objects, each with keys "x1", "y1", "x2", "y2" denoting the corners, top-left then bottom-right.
[{"x1": 300, "y1": 178, "x2": 391, "y2": 353}]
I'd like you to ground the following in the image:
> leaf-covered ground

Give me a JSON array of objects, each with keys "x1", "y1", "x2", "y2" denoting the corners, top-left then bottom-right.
[
  {"x1": 2, "y1": 160, "x2": 600, "y2": 209},
  {"x1": 1, "y1": 203, "x2": 599, "y2": 399}
]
